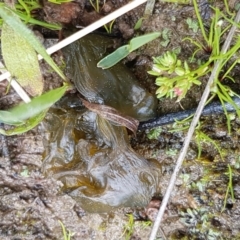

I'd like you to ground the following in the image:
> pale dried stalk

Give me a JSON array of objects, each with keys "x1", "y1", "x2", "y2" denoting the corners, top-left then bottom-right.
[
  {"x1": 144, "y1": 0, "x2": 156, "y2": 17},
  {"x1": 149, "y1": 9, "x2": 240, "y2": 240}
]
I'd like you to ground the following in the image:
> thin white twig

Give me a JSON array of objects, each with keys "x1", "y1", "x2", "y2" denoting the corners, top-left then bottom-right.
[
  {"x1": 0, "y1": 0, "x2": 147, "y2": 82},
  {"x1": 149, "y1": 8, "x2": 240, "y2": 240},
  {"x1": 0, "y1": 61, "x2": 31, "y2": 103}
]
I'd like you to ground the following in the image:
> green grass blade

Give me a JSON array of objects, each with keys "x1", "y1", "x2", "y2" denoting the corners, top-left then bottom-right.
[
  {"x1": 0, "y1": 6, "x2": 66, "y2": 80},
  {"x1": 193, "y1": 0, "x2": 209, "y2": 44},
  {"x1": 18, "y1": 0, "x2": 30, "y2": 23},
  {"x1": 0, "y1": 84, "x2": 68, "y2": 125},
  {"x1": 15, "y1": 11, "x2": 61, "y2": 30}
]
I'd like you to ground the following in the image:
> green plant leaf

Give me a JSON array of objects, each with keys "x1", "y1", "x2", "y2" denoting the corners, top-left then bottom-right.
[
  {"x1": 97, "y1": 45, "x2": 130, "y2": 69},
  {"x1": 0, "y1": 111, "x2": 24, "y2": 125},
  {"x1": 0, "y1": 6, "x2": 66, "y2": 80},
  {"x1": 134, "y1": 17, "x2": 145, "y2": 30},
  {"x1": 0, "y1": 84, "x2": 68, "y2": 125},
  {"x1": 1, "y1": 22, "x2": 43, "y2": 96},
  {"x1": 129, "y1": 32, "x2": 161, "y2": 52},
  {"x1": 15, "y1": 11, "x2": 61, "y2": 30},
  {"x1": 97, "y1": 32, "x2": 160, "y2": 69},
  {"x1": 0, "y1": 110, "x2": 47, "y2": 135}
]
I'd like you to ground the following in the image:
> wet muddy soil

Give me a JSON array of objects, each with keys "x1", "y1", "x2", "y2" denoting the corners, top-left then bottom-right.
[{"x1": 1, "y1": 0, "x2": 240, "y2": 239}]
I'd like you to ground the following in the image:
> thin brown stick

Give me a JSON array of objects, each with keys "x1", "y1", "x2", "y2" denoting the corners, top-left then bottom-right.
[{"x1": 149, "y1": 8, "x2": 240, "y2": 240}]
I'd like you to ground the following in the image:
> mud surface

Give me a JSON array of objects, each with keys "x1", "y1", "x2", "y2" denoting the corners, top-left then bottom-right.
[{"x1": 1, "y1": 0, "x2": 240, "y2": 239}]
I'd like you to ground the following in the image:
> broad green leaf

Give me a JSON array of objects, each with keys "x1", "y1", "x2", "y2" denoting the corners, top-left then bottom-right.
[
  {"x1": 0, "y1": 84, "x2": 68, "y2": 125},
  {"x1": 0, "y1": 110, "x2": 47, "y2": 136},
  {"x1": 0, "y1": 111, "x2": 24, "y2": 125},
  {"x1": 2, "y1": 22, "x2": 43, "y2": 96},
  {"x1": 97, "y1": 45, "x2": 129, "y2": 69},
  {"x1": 97, "y1": 32, "x2": 160, "y2": 69},
  {"x1": 129, "y1": 32, "x2": 161, "y2": 52},
  {"x1": 0, "y1": 6, "x2": 66, "y2": 80}
]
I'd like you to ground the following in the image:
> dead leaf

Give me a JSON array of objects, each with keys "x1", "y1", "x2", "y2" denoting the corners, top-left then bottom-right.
[{"x1": 81, "y1": 98, "x2": 139, "y2": 134}]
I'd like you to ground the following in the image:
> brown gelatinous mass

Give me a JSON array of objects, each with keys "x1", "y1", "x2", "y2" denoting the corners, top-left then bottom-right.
[
  {"x1": 63, "y1": 33, "x2": 157, "y2": 122},
  {"x1": 42, "y1": 103, "x2": 161, "y2": 212}
]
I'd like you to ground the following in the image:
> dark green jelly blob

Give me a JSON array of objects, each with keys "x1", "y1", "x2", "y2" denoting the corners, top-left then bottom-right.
[
  {"x1": 63, "y1": 34, "x2": 157, "y2": 122},
  {"x1": 42, "y1": 103, "x2": 161, "y2": 213}
]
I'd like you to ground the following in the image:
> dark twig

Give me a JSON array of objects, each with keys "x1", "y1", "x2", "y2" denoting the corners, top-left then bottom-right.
[
  {"x1": 139, "y1": 96, "x2": 240, "y2": 130},
  {"x1": 149, "y1": 8, "x2": 240, "y2": 240}
]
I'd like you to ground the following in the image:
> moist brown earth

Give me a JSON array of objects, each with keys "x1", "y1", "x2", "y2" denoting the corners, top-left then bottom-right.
[{"x1": 0, "y1": 0, "x2": 240, "y2": 239}]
